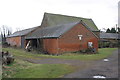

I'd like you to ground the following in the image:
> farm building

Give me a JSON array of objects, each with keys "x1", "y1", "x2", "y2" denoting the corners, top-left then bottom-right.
[
  {"x1": 26, "y1": 21, "x2": 99, "y2": 54},
  {"x1": 7, "y1": 13, "x2": 99, "y2": 54},
  {"x1": 6, "y1": 27, "x2": 39, "y2": 48},
  {"x1": 41, "y1": 13, "x2": 100, "y2": 37},
  {"x1": 99, "y1": 33, "x2": 120, "y2": 48}
]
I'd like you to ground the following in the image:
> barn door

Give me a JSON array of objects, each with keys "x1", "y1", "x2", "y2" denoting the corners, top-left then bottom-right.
[{"x1": 37, "y1": 39, "x2": 43, "y2": 52}]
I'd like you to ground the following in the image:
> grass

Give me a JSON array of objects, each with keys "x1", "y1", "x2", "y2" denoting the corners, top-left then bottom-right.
[
  {"x1": 2, "y1": 47, "x2": 117, "y2": 60},
  {"x1": 49, "y1": 48, "x2": 117, "y2": 60},
  {"x1": 2, "y1": 48, "x2": 43, "y2": 59},
  {"x1": 2, "y1": 47, "x2": 117, "y2": 78},
  {"x1": 3, "y1": 59, "x2": 76, "y2": 78}
]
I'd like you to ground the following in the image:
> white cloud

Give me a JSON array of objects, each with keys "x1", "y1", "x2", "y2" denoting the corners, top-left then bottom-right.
[{"x1": 0, "y1": 0, "x2": 119, "y2": 32}]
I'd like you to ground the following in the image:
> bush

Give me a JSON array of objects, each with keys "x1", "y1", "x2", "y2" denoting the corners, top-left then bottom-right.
[
  {"x1": 80, "y1": 48, "x2": 96, "y2": 54},
  {"x1": 2, "y1": 42, "x2": 10, "y2": 48},
  {"x1": 2, "y1": 51, "x2": 14, "y2": 65}
]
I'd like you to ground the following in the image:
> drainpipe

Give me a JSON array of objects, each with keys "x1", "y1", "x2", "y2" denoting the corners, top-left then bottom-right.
[{"x1": 57, "y1": 38, "x2": 59, "y2": 55}]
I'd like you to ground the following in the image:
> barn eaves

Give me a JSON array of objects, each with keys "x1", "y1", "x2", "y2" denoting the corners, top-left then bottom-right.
[{"x1": 7, "y1": 26, "x2": 39, "y2": 38}]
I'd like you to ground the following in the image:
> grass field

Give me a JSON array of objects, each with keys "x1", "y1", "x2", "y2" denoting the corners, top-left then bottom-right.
[
  {"x1": 3, "y1": 59, "x2": 76, "y2": 78},
  {"x1": 2, "y1": 47, "x2": 117, "y2": 78},
  {"x1": 2, "y1": 48, "x2": 117, "y2": 60}
]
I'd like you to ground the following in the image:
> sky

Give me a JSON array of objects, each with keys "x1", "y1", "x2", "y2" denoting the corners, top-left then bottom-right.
[
  {"x1": 0, "y1": 0, "x2": 119, "y2": 33},
  {"x1": 118, "y1": 1, "x2": 120, "y2": 27}
]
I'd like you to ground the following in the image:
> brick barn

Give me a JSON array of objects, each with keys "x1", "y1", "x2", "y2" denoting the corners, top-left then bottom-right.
[
  {"x1": 7, "y1": 12, "x2": 99, "y2": 54},
  {"x1": 26, "y1": 21, "x2": 99, "y2": 54},
  {"x1": 6, "y1": 27, "x2": 39, "y2": 48}
]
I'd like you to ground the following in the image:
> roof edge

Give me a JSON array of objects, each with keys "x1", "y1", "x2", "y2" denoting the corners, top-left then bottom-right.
[
  {"x1": 79, "y1": 20, "x2": 99, "y2": 39},
  {"x1": 44, "y1": 12, "x2": 91, "y2": 20}
]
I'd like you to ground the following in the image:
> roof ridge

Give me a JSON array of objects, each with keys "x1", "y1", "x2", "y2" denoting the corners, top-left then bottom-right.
[{"x1": 44, "y1": 12, "x2": 91, "y2": 20}]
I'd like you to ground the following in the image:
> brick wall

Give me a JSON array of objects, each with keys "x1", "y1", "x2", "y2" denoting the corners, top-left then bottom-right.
[
  {"x1": 58, "y1": 23, "x2": 98, "y2": 53},
  {"x1": 43, "y1": 38, "x2": 58, "y2": 54},
  {"x1": 6, "y1": 36, "x2": 21, "y2": 47}
]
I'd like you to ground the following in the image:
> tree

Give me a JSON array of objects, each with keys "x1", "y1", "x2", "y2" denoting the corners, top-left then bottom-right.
[
  {"x1": 106, "y1": 28, "x2": 111, "y2": 33},
  {"x1": 118, "y1": 27, "x2": 120, "y2": 33},
  {"x1": 111, "y1": 28, "x2": 116, "y2": 33},
  {"x1": 7, "y1": 30, "x2": 12, "y2": 36},
  {"x1": 0, "y1": 33, "x2": 3, "y2": 42},
  {"x1": 0, "y1": 25, "x2": 12, "y2": 44},
  {"x1": 16, "y1": 27, "x2": 23, "y2": 32},
  {"x1": 0, "y1": 25, "x2": 12, "y2": 37}
]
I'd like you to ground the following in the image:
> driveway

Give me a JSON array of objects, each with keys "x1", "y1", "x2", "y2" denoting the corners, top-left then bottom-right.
[
  {"x1": 63, "y1": 50, "x2": 118, "y2": 78},
  {"x1": 16, "y1": 49, "x2": 118, "y2": 78}
]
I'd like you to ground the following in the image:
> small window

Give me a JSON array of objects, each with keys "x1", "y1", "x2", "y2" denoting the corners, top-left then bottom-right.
[
  {"x1": 78, "y1": 35, "x2": 83, "y2": 40},
  {"x1": 88, "y1": 42, "x2": 93, "y2": 48}
]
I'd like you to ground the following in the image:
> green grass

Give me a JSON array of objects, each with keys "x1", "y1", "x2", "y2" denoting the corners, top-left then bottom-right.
[
  {"x1": 48, "y1": 48, "x2": 117, "y2": 60},
  {"x1": 2, "y1": 48, "x2": 43, "y2": 59},
  {"x1": 2, "y1": 48, "x2": 117, "y2": 78},
  {"x1": 2, "y1": 47, "x2": 117, "y2": 60},
  {"x1": 3, "y1": 59, "x2": 76, "y2": 78}
]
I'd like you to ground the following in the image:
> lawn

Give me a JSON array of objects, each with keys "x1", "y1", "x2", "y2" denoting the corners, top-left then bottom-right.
[
  {"x1": 2, "y1": 47, "x2": 117, "y2": 78},
  {"x1": 2, "y1": 47, "x2": 117, "y2": 60},
  {"x1": 3, "y1": 59, "x2": 76, "y2": 78}
]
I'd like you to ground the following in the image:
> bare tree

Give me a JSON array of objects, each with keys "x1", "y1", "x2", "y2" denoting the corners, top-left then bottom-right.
[
  {"x1": 0, "y1": 25, "x2": 12, "y2": 44},
  {"x1": 16, "y1": 27, "x2": 23, "y2": 32},
  {"x1": 0, "y1": 25, "x2": 12, "y2": 37}
]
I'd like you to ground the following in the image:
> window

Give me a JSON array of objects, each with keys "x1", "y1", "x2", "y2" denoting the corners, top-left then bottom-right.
[
  {"x1": 78, "y1": 35, "x2": 83, "y2": 40},
  {"x1": 88, "y1": 42, "x2": 93, "y2": 48}
]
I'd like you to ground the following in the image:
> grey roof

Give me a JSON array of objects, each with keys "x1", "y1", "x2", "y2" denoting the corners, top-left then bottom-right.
[
  {"x1": 100, "y1": 33, "x2": 120, "y2": 39},
  {"x1": 26, "y1": 22, "x2": 79, "y2": 39},
  {"x1": 26, "y1": 21, "x2": 98, "y2": 39},
  {"x1": 7, "y1": 27, "x2": 38, "y2": 37},
  {"x1": 41, "y1": 13, "x2": 99, "y2": 31}
]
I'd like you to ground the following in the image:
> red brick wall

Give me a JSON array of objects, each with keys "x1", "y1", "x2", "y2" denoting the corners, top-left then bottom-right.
[
  {"x1": 58, "y1": 23, "x2": 98, "y2": 53},
  {"x1": 6, "y1": 36, "x2": 21, "y2": 47},
  {"x1": 43, "y1": 38, "x2": 58, "y2": 54}
]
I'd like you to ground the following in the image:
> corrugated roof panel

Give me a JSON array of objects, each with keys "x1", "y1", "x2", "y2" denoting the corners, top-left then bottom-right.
[
  {"x1": 25, "y1": 22, "x2": 79, "y2": 39},
  {"x1": 7, "y1": 27, "x2": 38, "y2": 37},
  {"x1": 100, "y1": 33, "x2": 119, "y2": 39}
]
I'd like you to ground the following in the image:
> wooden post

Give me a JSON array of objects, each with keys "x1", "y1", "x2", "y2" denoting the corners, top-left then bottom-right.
[{"x1": 37, "y1": 39, "x2": 40, "y2": 51}]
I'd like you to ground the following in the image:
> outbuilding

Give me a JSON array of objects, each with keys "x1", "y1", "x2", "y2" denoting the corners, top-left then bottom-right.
[
  {"x1": 6, "y1": 27, "x2": 39, "y2": 48},
  {"x1": 26, "y1": 21, "x2": 99, "y2": 54},
  {"x1": 7, "y1": 12, "x2": 99, "y2": 54},
  {"x1": 99, "y1": 33, "x2": 119, "y2": 48}
]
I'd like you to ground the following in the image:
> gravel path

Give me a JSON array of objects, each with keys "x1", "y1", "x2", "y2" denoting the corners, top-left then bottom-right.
[{"x1": 63, "y1": 50, "x2": 118, "y2": 78}]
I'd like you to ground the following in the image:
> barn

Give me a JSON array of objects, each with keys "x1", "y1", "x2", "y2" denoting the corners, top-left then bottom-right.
[
  {"x1": 41, "y1": 13, "x2": 100, "y2": 37},
  {"x1": 6, "y1": 27, "x2": 39, "y2": 48},
  {"x1": 26, "y1": 21, "x2": 99, "y2": 54},
  {"x1": 7, "y1": 12, "x2": 99, "y2": 54},
  {"x1": 99, "y1": 33, "x2": 119, "y2": 48}
]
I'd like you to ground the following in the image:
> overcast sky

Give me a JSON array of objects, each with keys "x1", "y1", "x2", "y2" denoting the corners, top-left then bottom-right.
[{"x1": 0, "y1": 0, "x2": 119, "y2": 33}]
